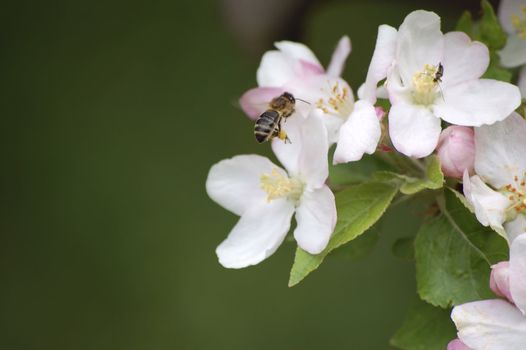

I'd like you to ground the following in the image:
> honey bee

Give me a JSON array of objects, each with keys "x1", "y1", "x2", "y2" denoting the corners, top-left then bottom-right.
[{"x1": 254, "y1": 92, "x2": 296, "y2": 143}]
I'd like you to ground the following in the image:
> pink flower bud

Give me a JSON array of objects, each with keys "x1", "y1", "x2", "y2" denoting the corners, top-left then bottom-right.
[
  {"x1": 436, "y1": 126, "x2": 475, "y2": 179},
  {"x1": 447, "y1": 339, "x2": 473, "y2": 350},
  {"x1": 490, "y1": 261, "x2": 513, "y2": 303},
  {"x1": 375, "y1": 106, "x2": 385, "y2": 121}
]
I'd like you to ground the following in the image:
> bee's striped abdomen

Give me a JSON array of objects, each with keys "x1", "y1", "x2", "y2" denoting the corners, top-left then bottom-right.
[{"x1": 254, "y1": 110, "x2": 280, "y2": 143}]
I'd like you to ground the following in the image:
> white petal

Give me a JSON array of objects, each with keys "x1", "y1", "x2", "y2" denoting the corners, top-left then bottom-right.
[
  {"x1": 216, "y1": 199, "x2": 295, "y2": 268},
  {"x1": 333, "y1": 100, "x2": 381, "y2": 164},
  {"x1": 511, "y1": 232, "x2": 526, "y2": 315},
  {"x1": 272, "y1": 110, "x2": 329, "y2": 188},
  {"x1": 206, "y1": 155, "x2": 281, "y2": 216},
  {"x1": 433, "y1": 79, "x2": 521, "y2": 126},
  {"x1": 499, "y1": 0, "x2": 526, "y2": 33},
  {"x1": 388, "y1": 102, "x2": 441, "y2": 158},
  {"x1": 452, "y1": 299, "x2": 526, "y2": 350},
  {"x1": 441, "y1": 32, "x2": 489, "y2": 88},
  {"x1": 500, "y1": 35, "x2": 526, "y2": 68},
  {"x1": 361, "y1": 24, "x2": 398, "y2": 103},
  {"x1": 239, "y1": 87, "x2": 284, "y2": 119},
  {"x1": 274, "y1": 41, "x2": 322, "y2": 68},
  {"x1": 506, "y1": 215, "x2": 526, "y2": 244},
  {"x1": 271, "y1": 113, "x2": 303, "y2": 176},
  {"x1": 257, "y1": 50, "x2": 296, "y2": 87},
  {"x1": 297, "y1": 110, "x2": 329, "y2": 188},
  {"x1": 396, "y1": 10, "x2": 444, "y2": 86},
  {"x1": 326, "y1": 36, "x2": 351, "y2": 77},
  {"x1": 474, "y1": 113, "x2": 526, "y2": 188},
  {"x1": 322, "y1": 113, "x2": 345, "y2": 145},
  {"x1": 519, "y1": 66, "x2": 526, "y2": 97},
  {"x1": 463, "y1": 173, "x2": 509, "y2": 231},
  {"x1": 294, "y1": 185, "x2": 336, "y2": 254}
]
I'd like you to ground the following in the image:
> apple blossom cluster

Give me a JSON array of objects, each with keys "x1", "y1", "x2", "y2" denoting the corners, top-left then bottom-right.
[{"x1": 206, "y1": 3, "x2": 526, "y2": 349}]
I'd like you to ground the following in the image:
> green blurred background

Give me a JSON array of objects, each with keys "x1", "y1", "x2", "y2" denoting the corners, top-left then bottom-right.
[{"x1": 0, "y1": 0, "x2": 493, "y2": 349}]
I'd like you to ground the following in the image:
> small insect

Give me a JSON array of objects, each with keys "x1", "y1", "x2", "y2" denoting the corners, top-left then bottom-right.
[
  {"x1": 433, "y1": 62, "x2": 444, "y2": 83},
  {"x1": 254, "y1": 92, "x2": 296, "y2": 144},
  {"x1": 434, "y1": 62, "x2": 445, "y2": 101}
]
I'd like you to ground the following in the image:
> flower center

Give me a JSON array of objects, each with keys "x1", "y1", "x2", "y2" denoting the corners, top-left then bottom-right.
[
  {"x1": 500, "y1": 172, "x2": 526, "y2": 220},
  {"x1": 260, "y1": 168, "x2": 303, "y2": 202},
  {"x1": 411, "y1": 64, "x2": 440, "y2": 106},
  {"x1": 512, "y1": 5, "x2": 526, "y2": 39},
  {"x1": 316, "y1": 81, "x2": 353, "y2": 118}
]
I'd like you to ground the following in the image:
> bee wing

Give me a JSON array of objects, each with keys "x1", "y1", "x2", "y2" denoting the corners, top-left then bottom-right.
[{"x1": 239, "y1": 87, "x2": 284, "y2": 120}]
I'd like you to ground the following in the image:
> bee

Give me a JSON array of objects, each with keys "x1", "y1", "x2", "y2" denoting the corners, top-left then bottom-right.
[{"x1": 254, "y1": 92, "x2": 296, "y2": 143}]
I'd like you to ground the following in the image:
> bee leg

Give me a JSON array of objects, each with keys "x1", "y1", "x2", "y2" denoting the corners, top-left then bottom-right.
[{"x1": 278, "y1": 129, "x2": 291, "y2": 144}]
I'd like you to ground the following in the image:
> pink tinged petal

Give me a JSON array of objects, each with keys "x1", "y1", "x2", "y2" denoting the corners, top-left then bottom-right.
[
  {"x1": 462, "y1": 173, "x2": 509, "y2": 231},
  {"x1": 447, "y1": 339, "x2": 473, "y2": 350},
  {"x1": 396, "y1": 11, "x2": 444, "y2": 86},
  {"x1": 326, "y1": 36, "x2": 351, "y2": 77},
  {"x1": 510, "y1": 233, "x2": 526, "y2": 315},
  {"x1": 298, "y1": 59, "x2": 324, "y2": 77},
  {"x1": 239, "y1": 87, "x2": 284, "y2": 119},
  {"x1": 333, "y1": 100, "x2": 381, "y2": 164},
  {"x1": 436, "y1": 126, "x2": 475, "y2": 179},
  {"x1": 294, "y1": 185, "x2": 336, "y2": 254},
  {"x1": 441, "y1": 32, "x2": 489, "y2": 88},
  {"x1": 519, "y1": 66, "x2": 526, "y2": 96},
  {"x1": 452, "y1": 299, "x2": 526, "y2": 350},
  {"x1": 297, "y1": 110, "x2": 330, "y2": 189},
  {"x1": 473, "y1": 113, "x2": 526, "y2": 189},
  {"x1": 434, "y1": 79, "x2": 521, "y2": 127},
  {"x1": 257, "y1": 51, "x2": 296, "y2": 87},
  {"x1": 206, "y1": 155, "x2": 282, "y2": 216},
  {"x1": 388, "y1": 102, "x2": 441, "y2": 158},
  {"x1": 499, "y1": 35, "x2": 526, "y2": 67},
  {"x1": 505, "y1": 215, "x2": 526, "y2": 244},
  {"x1": 499, "y1": 0, "x2": 526, "y2": 33},
  {"x1": 361, "y1": 25, "x2": 398, "y2": 104},
  {"x1": 274, "y1": 40, "x2": 322, "y2": 67},
  {"x1": 216, "y1": 199, "x2": 295, "y2": 268},
  {"x1": 490, "y1": 261, "x2": 513, "y2": 302}
]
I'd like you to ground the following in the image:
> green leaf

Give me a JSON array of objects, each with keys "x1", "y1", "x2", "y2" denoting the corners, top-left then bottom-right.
[
  {"x1": 400, "y1": 156, "x2": 444, "y2": 195},
  {"x1": 373, "y1": 155, "x2": 444, "y2": 195},
  {"x1": 288, "y1": 181, "x2": 398, "y2": 287},
  {"x1": 390, "y1": 298, "x2": 456, "y2": 350},
  {"x1": 479, "y1": 0, "x2": 507, "y2": 50},
  {"x1": 455, "y1": 11, "x2": 474, "y2": 36},
  {"x1": 392, "y1": 237, "x2": 415, "y2": 260},
  {"x1": 415, "y1": 190, "x2": 508, "y2": 308},
  {"x1": 331, "y1": 226, "x2": 380, "y2": 261},
  {"x1": 483, "y1": 52, "x2": 513, "y2": 82}
]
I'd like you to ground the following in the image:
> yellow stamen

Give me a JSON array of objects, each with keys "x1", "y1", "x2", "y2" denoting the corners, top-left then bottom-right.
[
  {"x1": 316, "y1": 81, "x2": 353, "y2": 118},
  {"x1": 500, "y1": 171, "x2": 526, "y2": 220},
  {"x1": 260, "y1": 168, "x2": 303, "y2": 202},
  {"x1": 411, "y1": 64, "x2": 440, "y2": 105}
]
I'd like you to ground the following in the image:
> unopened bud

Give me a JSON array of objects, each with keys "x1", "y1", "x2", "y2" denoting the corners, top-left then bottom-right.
[
  {"x1": 436, "y1": 126, "x2": 475, "y2": 179},
  {"x1": 490, "y1": 261, "x2": 513, "y2": 303}
]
